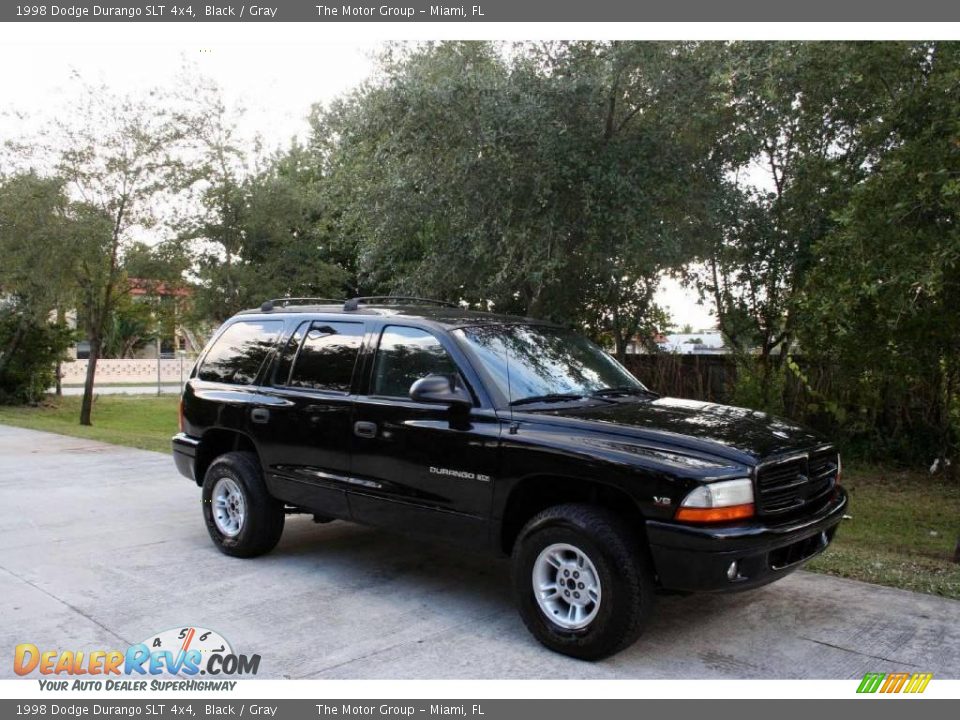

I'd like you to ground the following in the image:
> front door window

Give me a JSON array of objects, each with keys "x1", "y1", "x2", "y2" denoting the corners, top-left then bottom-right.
[{"x1": 371, "y1": 326, "x2": 459, "y2": 398}]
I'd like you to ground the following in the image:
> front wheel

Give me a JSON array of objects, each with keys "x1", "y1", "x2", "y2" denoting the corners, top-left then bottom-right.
[
  {"x1": 202, "y1": 451, "x2": 284, "y2": 558},
  {"x1": 511, "y1": 503, "x2": 654, "y2": 660}
]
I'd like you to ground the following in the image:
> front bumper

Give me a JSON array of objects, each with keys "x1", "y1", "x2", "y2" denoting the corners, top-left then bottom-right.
[
  {"x1": 646, "y1": 486, "x2": 848, "y2": 592},
  {"x1": 172, "y1": 432, "x2": 200, "y2": 483}
]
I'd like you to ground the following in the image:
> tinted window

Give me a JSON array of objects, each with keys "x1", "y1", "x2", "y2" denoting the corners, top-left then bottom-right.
[
  {"x1": 272, "y1": 322, "x2": 309, "y2": 386},
  {"x1": 288, "y1": 322, "x2": 364, "y2": 393},
  {"x1": 198, "y1": 320, "x2": 284, "y2": 385},
  {"x1": 453, "y1": 324, "x2": 644, "y2": 402},
  {"x1": 372, "y1": 326, "x2": 458, "y2": 397}
]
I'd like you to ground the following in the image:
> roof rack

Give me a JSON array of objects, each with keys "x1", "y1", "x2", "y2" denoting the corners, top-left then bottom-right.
[
  {"x1": 343, "y1": 296, "x2": 458, "y2": 312},
  {"x1": 260, "y1": 297, "x2": 346, "y2": 312}
]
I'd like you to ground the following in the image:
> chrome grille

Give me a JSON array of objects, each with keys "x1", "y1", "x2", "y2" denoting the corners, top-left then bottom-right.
[{"x1": 756, "y1": 449, "x2": 838, "y2": 515}]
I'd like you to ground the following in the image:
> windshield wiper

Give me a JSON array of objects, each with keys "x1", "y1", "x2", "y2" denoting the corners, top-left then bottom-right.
[
  {"x1": 590, "y1": 386, "x2": 659, "y2": 399},
  {"x1": 509, "y1": 393, "x2": 584, "y2": 407}
]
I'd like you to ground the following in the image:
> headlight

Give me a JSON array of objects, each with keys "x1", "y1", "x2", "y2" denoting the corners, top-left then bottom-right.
[{"x1": 675, "y1": 478, "x2": 754, "y2": 523}]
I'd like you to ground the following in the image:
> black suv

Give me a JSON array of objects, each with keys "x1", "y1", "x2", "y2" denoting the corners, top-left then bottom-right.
[{"x1": 173, "y1": 297, "x2": 847, "y2": 659}]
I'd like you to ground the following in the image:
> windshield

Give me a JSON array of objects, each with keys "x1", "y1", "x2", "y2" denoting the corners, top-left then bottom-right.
[{"x1": 453, "y1": 324, "x2": 648, "y2": 405}]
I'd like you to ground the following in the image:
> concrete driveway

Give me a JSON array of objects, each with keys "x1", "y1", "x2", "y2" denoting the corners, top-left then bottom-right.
[{"x1": 1, "y1": 423, "x2": 958, "y2": 679}]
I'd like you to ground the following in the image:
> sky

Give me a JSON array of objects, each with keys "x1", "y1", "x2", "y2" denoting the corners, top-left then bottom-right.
[{"x1": 0, "y1": 37, "x2": 717, "y2": 330}]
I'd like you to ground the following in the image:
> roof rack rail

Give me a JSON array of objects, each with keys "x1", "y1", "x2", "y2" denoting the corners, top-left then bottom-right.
[
  {"x1": 343, "y1": 296, "x2": 458, "y2": 312},
  {"x1": 260, "y1": 297, "x2": 346, "y2": 312}
]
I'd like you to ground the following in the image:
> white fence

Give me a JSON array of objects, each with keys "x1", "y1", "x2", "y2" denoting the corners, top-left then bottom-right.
[{"x1": 59, "y1": 357, "x2": 196, "y2": 386}]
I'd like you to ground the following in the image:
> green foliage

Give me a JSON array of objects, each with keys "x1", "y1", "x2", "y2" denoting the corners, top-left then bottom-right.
[
  {"x1": 0, "y1": 173, "x2": 84, "y2": 402},
  {"x1": 180, "y1": 86, "x2": 351, "y2": 323},
  {"x1": 796, "y1": 42, "x2": 960, "y2": 465},
  {"x1": 315, "y1": 41, "x2": 726, "y2": 347},
  {"x1": 123, "y1": 241, "x2": 191, "y2": 285},
  {"x1": 0, "y1": 173, "x2": 78, "y2": 322},
  {"x1": 784, "y1": 355, "x2": 846, "y2": 426},
  {"x1": 0, "y1": 306, "x2": 75, "y2": 404},
  {"x1": 100, "y1": 293, "x2": 156, "y2": 358},
  {"x1": 692, "y1": 42, "x2": 890, "y2": 358},
  {"x1": 729, "y1": 354, "x2": 787, "y2": 416},
  {"x1": 185, "y1": 145, "x2": 352, "y2": 322}
]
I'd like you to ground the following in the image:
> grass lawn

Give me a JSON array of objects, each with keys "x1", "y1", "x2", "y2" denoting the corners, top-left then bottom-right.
[
  {"x1": 0, "y1": 394, "x2": 178, "y2": 454},
  {"x1": 808, "y1": 465, "x2": 960, "y2": 600},
  {"x1": 1, "y1": 394, "x2": 958, "y2": 599}
]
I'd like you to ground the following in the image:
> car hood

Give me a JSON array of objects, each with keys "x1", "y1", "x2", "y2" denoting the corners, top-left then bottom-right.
[{"x1": 533, "y1": 396, "x2": 825, "y2": 463}]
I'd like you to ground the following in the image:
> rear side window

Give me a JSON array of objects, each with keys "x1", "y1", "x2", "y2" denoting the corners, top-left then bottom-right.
[
  {"x1": 198, "y1": 320, "x2": 284, "y2": 385},
  {"x1": 287, "y1": 322, "x2": 364, "y2": 393},
  {"x1": 372, "y1": 326, "x2": 458, "y2": 397},
  {"x1": 272, "y1": 322, "x2": 310, "y2": 386}
]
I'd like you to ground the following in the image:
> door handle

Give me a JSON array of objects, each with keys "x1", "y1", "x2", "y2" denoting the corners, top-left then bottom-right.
[
  {"x1": 251, "y1": 408, "x2": 270, "y2": 424},
  {"x1": 353, "y1": 421, "x2": 377, "y2": 438}
]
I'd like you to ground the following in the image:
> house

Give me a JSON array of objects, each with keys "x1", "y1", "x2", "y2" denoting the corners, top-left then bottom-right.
[{"x1": 71, "y1": 278, "x2": 201, "y2": 360}]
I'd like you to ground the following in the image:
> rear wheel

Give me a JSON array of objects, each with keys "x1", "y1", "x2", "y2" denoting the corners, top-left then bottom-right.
[
  {"x1": 202, "y1": 451, "x2": 284, "y2": 558},
  {"x1": 511, "y1": 503, "x2": 654, "y2": 660}
]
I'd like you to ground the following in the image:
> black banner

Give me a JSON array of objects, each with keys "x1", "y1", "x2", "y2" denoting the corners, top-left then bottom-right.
[
  {"x1": 2, "y1": 700, "x2": 959, "y2": 720},
  {"x1": 3, "y1": 0, "x2": 960, "y2": 22}
]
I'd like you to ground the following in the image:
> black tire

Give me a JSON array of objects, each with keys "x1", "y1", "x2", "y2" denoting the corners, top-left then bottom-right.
[
  {"x1": 201, "y1": 451, "x2": 284, "y2": 558},
  {"x1": 511, "y1": 503, "x2": 654, "y2": 660}
]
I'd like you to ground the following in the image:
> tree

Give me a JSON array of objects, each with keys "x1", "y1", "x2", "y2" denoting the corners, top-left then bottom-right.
[
  {"x1": 315, "y1": 41, "x2": 724, "y2": 350},
  {"x1": 798, "y1": 42, "x2": 960, "y2": 467},
  {"x1": 182, "y1": 84, "x2": 349, "y2": 322},
  {"x1": 0, "y1": 308, "x2": 75, "y2": 404},
  {"x1": 0, "y1": 173, "x2": 80, "y2": 401},
  {"x1": 123, "y1": 240, "x2": 191, "y2": 285},
  {"x1": 52, "y1": 84, "x2": 187, "y2": 425},
  {"x1": 692, "y1": 42, "x2": 899, "y2": 408}
]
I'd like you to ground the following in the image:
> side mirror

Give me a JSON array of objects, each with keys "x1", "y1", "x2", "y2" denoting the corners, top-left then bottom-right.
[{"x1": 409, "y1": 374, "x2": 472, "y2": 409}]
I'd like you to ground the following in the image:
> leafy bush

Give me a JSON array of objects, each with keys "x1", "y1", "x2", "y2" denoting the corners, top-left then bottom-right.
[
  {"x1": 0, "y1": 309, "x2": 76, "y2": 405},
  {"x1": 729, "y1": 355, "x2": 787, "y2": 417}
]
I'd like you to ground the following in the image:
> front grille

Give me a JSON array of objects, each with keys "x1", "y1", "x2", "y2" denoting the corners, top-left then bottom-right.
[
  {"x1": 808, "y1": 450, "x2": 840, "y2": 497},
  {"x1": 756, "y1": 449, "x2": 838, "y2": 516}
]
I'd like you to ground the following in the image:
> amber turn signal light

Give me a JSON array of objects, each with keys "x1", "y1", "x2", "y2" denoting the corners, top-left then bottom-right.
[{"x1": 675, "y1": 503, "x2": 755, "y2": 523}]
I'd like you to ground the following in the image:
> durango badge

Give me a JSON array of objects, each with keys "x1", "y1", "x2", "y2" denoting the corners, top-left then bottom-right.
[{"x1": 429, "y1": 466, "x2": 491, "y2": 482}]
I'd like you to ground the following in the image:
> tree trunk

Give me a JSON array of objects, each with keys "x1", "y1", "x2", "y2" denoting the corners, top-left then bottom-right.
[
  {"x1": 611, "y1": 305, "x2": 627, "y2": 364},
  {"x1": 615, "y1": 334, "x2": 627, "y2": 365},
  {"x1": 81, "y1": 223, "x2": 121, "y2": 426},
  {"x1": 55, "y1": 306, "x2": 65, "y2": 397},
  {"x1": 79, "y1": 334, "x2": 100, "y2": 426}
]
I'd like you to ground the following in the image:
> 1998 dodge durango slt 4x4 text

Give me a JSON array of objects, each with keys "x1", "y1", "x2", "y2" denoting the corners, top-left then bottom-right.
[{"x1": 173, "y1": 297, "x2": 847, "y2": 659}]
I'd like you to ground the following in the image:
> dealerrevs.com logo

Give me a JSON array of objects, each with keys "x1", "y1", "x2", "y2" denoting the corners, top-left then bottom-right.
[{"x1": 14, "y1": 626, "x2": 260, "y2": 691}]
